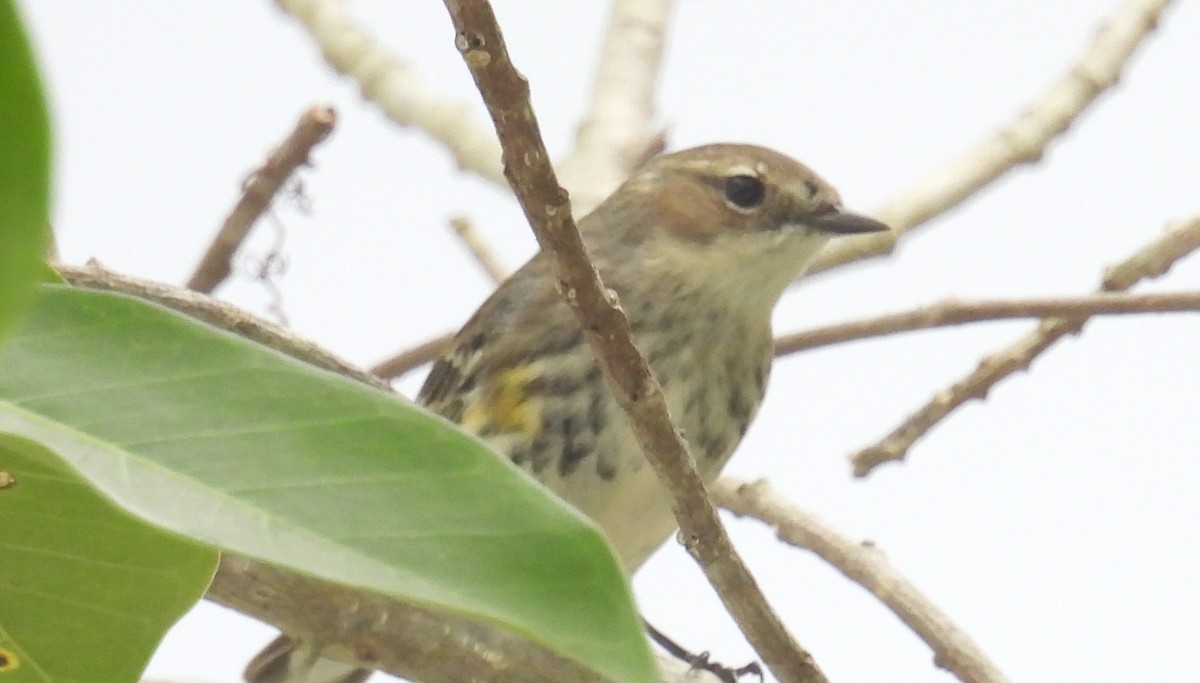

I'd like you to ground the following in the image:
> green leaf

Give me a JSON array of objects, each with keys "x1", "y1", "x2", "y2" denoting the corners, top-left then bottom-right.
[
  {"x1": 0, "y1": 1, "x2": 53, "y2": 339},
  {"x1": 33, "y1": 263, "x2": 65, "y2": 285},
  {"x1": 0, "y1": 433, "x2": 216, "y2": 683},
  {"x1": 0, "y1": 285, "x2": 656, "y2": 683}
]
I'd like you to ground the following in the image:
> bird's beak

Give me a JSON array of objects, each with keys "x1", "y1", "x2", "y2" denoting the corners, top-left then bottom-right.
[{"x1": 810, "y1": 210, "x2": 890, "y2": 235}]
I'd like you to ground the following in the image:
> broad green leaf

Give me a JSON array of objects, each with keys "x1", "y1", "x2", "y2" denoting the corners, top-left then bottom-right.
[
  {"x1": 0, "y1": 433, "x2": 216, "y2": 683},
  {"x1": 0, "y1": 285, "x2": 656, "y2": 683},
  {"x1": 0, "y1": 1, "x2": 53, "y2": 339}
]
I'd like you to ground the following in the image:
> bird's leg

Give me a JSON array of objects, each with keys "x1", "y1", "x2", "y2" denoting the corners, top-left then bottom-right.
[{"x1": 643, "y1": 620, "x2": 763, "y2": 683}]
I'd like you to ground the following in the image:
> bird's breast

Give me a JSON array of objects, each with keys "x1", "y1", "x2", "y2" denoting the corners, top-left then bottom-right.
[{"x1": 494, "y1": 314, "x2": 772, "y2": 570}]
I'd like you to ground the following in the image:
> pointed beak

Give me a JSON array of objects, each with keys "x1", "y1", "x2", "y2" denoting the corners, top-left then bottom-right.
[{"x1": 810, "y1": 210, "x2": 890, "y2": 235}]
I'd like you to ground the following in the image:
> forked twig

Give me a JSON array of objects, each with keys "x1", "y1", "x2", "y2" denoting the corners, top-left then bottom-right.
[
  {"x1": 852, "y1": 214, "x2": 1200, "y2": 477},
  {"x1": 186, "y1": 106, "x2": 335, "y2": 293}
]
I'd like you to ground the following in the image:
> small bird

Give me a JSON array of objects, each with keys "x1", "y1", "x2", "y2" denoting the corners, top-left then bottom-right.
[{"x1": 245, "y1": 143, "x2": 888, "y2": 683}]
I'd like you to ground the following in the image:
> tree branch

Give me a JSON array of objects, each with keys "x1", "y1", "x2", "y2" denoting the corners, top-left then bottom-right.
[
  {"x1": 803, "y1": 0, "x2": 1174, "y2": 279},
  {"x1": 272, "y1": 0, "x2": 506, "y2": 184},
  {"x1": 442, "y1": 2, "x2": 827, "y2": 682},
  {"x1": 556, "y1": 0, "x2": 673, "y2": 216},
  {"x1": 851, "y1": 214, "x2": 1200, "y2": 477},
  {"x1": 449, "y1": 214, "x2": 509, "y2": 284},
  {"x1": 211, "y1": 555, "x2": 613, "y2": 683},
  {"x1": 186, "y1": 106, "x2": 335, "y2": 294},
  {"x1": 713, "y1": 478, "x2": 1011, "y2": 683},
  {"x1": 369, "y1": 331, "x2": 454, "y2": 380},
  {"x1": 59, "y1": 261, "x2": 389, "y2": 391},
  {"x1": 773, "y1": 291, "x2": 1200, "y2": 355}
]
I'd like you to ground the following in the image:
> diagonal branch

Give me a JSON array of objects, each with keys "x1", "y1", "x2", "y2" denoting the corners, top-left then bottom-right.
[
  {"x1": 713, "y1": 478, "x2": 1011, "y2": 683},
  {"x1": 62, "y1": 261, "x2": 389, "y2": 391},
  {"x1": 449, "y1": 214, "x2": 509, "y2": 284},
  {"x1": 186, "y1": 106, "x2": 335, "y2": 294},
  {"x1": 851, "y1": 214, "x2": 1200, "y2": 477},
  {"x1": 773, "y1": 291, "x2": 1200, "y2": 355},
  {"x1": 441, "y1": 2, "x2": 827, "y2": 682},
  {"x1": 370, "y1": 331, "x2": 453, "y2": 380},
  {"x1": 803, "y1": 0, "x2": 1175, "y2": 279},
  {"x1": 211, "y1": 555, "x2": 612, "y2": 683}
]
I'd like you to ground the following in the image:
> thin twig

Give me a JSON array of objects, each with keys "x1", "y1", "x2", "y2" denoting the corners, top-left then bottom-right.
[
  {"x1": 449, "y1": 215, "x2": 509, "y2": 283},
  {"x1": 851, "y1": 214, "x2": 1200, "y2": 477},
  {"x1": 273, "y1": 0, "x2": 505, "y2": 184},
  {"x1": 369, "y1": 331, "x2": 454, "y2": 379},
  {"x1": 374, "y1": 213, "x2": 506, "y2": 378},
  {"x1": 186, "y1": 106, "x2": 335, "y2": 293},
  {"x1": 712, "y1": 478, "x2": 1011, "y2": 683},
  {"x1": 373, "y1": 289, "x2": 1200, "y2": 382},
  {"x1": 442, "y1": 2, "x2": 827, "y2": 682},
  {"x1": 774, "y1": 291, "x2": 1200, "y2": 355},
  {"x1": 556, "y1": 0, "x2": 674, "y2": 216},
  {"x1": 803, "y1": 0, "x2": 1174, "y2": 279}
]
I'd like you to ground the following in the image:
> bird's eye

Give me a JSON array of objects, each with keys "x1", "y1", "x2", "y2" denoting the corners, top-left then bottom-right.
[{"x1": 724, "y1": 174, "x2": 765, "y2": 210}]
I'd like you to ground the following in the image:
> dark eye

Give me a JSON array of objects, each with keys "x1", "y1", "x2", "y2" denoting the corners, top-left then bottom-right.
[{"x1": 724, "y1": 174, "x2": 765, "y2": 209}]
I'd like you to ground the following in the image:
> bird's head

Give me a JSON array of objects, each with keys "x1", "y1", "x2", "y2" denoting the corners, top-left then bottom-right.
[{"x1": 585, "y1": 143, "x2": 889, "y2": 314}]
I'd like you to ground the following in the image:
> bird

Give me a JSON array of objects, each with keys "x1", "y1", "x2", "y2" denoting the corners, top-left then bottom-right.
[{"x1": 245, "y1": 143, "x2": 888, "y2": 683}]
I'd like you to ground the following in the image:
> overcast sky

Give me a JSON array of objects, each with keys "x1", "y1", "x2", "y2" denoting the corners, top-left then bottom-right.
[{"x1": 17, "y1": 1, "x2": 1200, "y2": 682}]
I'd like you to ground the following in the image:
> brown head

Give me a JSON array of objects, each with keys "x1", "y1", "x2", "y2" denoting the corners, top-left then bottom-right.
[{"x1": 583, "y1": 143, "x2": 888, "y2": 314}]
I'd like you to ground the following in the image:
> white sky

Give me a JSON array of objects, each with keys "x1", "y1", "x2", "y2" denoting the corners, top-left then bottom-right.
[{"x1": 17, "y1": 1, "x2": 1200, "y2": 682}]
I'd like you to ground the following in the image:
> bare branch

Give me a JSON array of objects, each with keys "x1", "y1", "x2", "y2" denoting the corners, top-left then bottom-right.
[
  {"x1": 852, "y1": 214, "x2": 1200, "y2": 477},
  {"x1": 369, "y1": 331, "x2": 454, "y2": 379},
  {"x1": 449, "y1": 214, "x2": 509, "y2": 284},
  {"x1": 804, "y1": 0, "x2": 1175, "y2": 279},
  {"x1": 211, "y1": 555, "x2": 614, "y2": 683},
  {"x1": 774, "y1": 291, "x2": 1200, "y2": 355},
  {"x1": 557, "y1": 0, "x2": 673, "y2": 216},
  {"x1": 59, "y1": 261, "x2": 389, "y2": 392},
  {"x1": 186, "y1": 106, "x2": 335, "y2": 293},
  {"x1": 442, "y1": 2, "x2": 827, "y2": 682},
  {"x1": 370, "y1": 215, "x2": 508, "y2": 380},
  {"x1": 713, "y1": 478, "x2": 1011, "y2": 683},
  {"x1": 372, "y1": 288, "x2": 1200, "y2": 384},
  {"x1": 273, "y1": 0, "x2": 505, "y2": 184}
]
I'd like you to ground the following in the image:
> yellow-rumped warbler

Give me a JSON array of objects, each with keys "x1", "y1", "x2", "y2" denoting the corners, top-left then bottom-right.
[{"x1": 246, "y1": 144, "x2": 888, "y2": 683}]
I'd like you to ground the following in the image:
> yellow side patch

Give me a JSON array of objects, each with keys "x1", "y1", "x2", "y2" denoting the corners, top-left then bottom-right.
[
  {"x1": 461, "y1": 366, "x2": 541, "y2": 438},
  {"x1": 0, "y1": 647, "x2": 19, "y2": 672}
]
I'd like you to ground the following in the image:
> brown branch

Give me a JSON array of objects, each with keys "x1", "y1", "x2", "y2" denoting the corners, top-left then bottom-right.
[
  {"x1": 59, "y1": 261, "x2": 390, "y2": 392},
  {"x1": 774, "y1": 291, "x2": 1200, "y2": 355},
  {"x1": 370, "y1": 290, "x2": 1200, "y2": 381},
  {"x1": 851, "y1": 214, "x2": 1200, "y2": 477},
  {"x1": 442, "y1": 2, "x2": 826, "y2": 682},
  {"x1": 211, "y1": 555, "x2": 613, "y2": 683},
  {"x1": 803, "y1": 0, "x2": 1174, "y2": 279},
  {"x1": 557, "y1": 0, "x2": 673, "y2": 216},
  {"x1": 713, "y1": 478, "x2": 1010, "y2": 683},
  {"x1": 186, "y1": 106, "x2": 336, "y2": 293},
  {"x1": 449, "y1": 214, "x2": 509, "y2": 284},
  {"x1": 369, "y1": 331, "x2": 454, "y2": 379}
]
